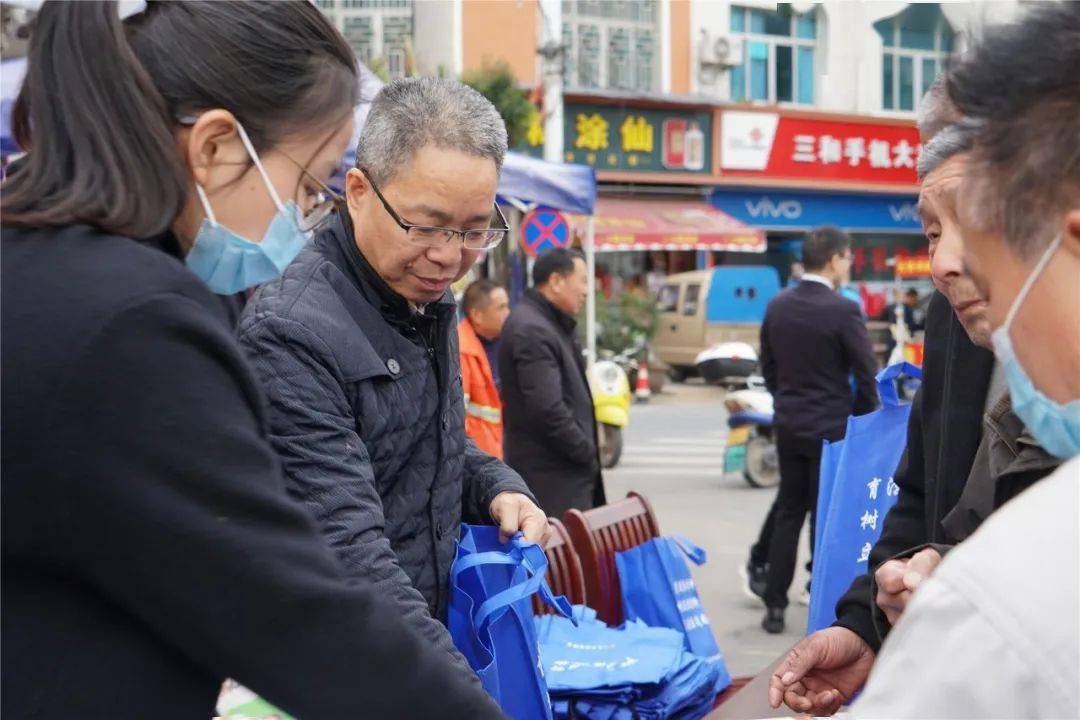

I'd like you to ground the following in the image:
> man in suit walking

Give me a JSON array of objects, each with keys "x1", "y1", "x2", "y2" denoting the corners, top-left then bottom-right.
[
  {"x1": 759, "y1": 226, "x2": 878, "y2": 633},
  {"x1": 500, "y1": 249, "x2": 606, "y2": 518}
]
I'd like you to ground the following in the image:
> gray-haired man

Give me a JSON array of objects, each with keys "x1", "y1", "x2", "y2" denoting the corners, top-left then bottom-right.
[{"x1": 238, "y1": 78, "x2": 548, "y2": 678}]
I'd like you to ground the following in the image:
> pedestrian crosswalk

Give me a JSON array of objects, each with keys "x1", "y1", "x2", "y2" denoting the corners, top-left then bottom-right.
[{"x1": 614, "y1": 435, "x2": 728, "y2": 478}]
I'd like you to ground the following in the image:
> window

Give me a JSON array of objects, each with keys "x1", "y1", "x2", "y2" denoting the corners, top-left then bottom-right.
[
  {"x1": 682, "y1": 284, "x2": 701, "y2": 316},
  {"x1": 382, "y1": 14, "x2": 411, "y2": 79},
  {"x1": 729, "y1": 4, "x2": 818, "y2": 105},
  {"x1": 343, "y1": 16, "x2": 375, "y2": 63},
  {"x1": 562, "y1": 1, "x2": 659, "y2": 92},
  {"x1": 875, "y1": 3, "x2": 954, "y2": 112},
  {"x1": 657, "y1": 285, "x2": 680, "y2": 313},
  {"x1": 316, "y1": 0, "x2": 413, "y2": 79}
]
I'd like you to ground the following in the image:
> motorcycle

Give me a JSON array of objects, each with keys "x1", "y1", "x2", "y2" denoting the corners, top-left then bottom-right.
[
  {"x1": 588, "y1": 341, "x2": 642, "y2": 469},
  {"x1": 722, "y1": 376, "x2": 780, "y2": 488},
  {"x1": 695, "y1": 342, "x2": 759, "y2": 387}
]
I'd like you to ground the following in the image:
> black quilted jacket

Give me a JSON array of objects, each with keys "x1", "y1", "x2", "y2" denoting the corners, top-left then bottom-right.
[{"x1": 237, "y1": 210, "x2": 532, "y2": 670}]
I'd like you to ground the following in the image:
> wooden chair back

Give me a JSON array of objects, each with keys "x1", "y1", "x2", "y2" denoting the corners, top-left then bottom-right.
[
  {"x1": 562, "y1": 491, "x2": 661, "y2": 626},
  {"x1": 531, "y1": 518, "x2": 587, "y2": 615}
]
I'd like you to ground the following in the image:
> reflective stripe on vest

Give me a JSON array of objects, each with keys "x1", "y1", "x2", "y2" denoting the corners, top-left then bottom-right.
[{"x1": 466, "y1": 401, "x2": 501, "y2": 424}]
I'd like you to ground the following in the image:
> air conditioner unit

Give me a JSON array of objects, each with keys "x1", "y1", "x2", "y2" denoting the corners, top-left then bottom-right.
[
  {"x1": 712, "y1": 35, "x2": 744, "y2": 67},
  {"x1": 698, "y1": 31, "x2": 743, "y2": 84}
]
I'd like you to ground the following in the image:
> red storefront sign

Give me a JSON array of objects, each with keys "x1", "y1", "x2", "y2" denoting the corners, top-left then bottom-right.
[
  {"x1": 720, "y1": 111, "x2": 920, "y2": 187},
  {"x1": 895, "y1": 249, "x2": 932, "y2": 278}
]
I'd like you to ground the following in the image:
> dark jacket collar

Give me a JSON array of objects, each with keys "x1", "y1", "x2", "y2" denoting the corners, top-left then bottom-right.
[
  {"x1": 523, "y1": 287, "x2": 577, "y2": 335},
  {"x1": 984, "y1": 393, "x2": 1060, "y2": 477},
  {"x1": 316, "y1": 209, "x2": 455, "y2": 325},
  {"x1": 141, "y1": 229, "x2": 185, "y2": 261}
]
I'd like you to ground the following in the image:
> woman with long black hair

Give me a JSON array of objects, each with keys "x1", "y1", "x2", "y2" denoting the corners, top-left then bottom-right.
[{"x1": 0, "y1": 2, "x2": 501, "y2": 718}]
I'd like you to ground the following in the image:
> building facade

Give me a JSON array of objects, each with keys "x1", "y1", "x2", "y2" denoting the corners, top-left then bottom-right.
[{"x1": 316, "y1": 0, "x2": 1024, "y2": 309}]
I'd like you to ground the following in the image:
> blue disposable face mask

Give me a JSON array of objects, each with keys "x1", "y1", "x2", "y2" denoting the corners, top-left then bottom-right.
[
  {"x1": 185, "y1": 122, "x2": 309, "y2": 295},
  {"x1": 991, "y1": 233, "x2": 1080, "y2": 458}
]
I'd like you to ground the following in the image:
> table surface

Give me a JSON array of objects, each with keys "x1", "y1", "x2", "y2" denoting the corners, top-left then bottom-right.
[{"x1": 706, "y1": 644, "x2": 794, "y2": 720}]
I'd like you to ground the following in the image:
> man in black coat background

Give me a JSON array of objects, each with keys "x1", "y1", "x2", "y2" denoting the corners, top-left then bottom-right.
[
  {"x1": 758, "y1": 226, "x2": 879, "y2": 634},
  {"x1": 500, "y1": 248, "x2": 607, "y2": 518}
]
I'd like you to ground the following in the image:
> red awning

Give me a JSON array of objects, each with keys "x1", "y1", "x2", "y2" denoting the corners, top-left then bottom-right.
[{"x1": 570, "y1": 197, "x2": 765, "y2": 253}]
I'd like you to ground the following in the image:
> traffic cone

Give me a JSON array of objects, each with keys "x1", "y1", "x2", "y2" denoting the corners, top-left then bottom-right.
[{"x1": 635, "y1": 363, "x2": 651, "y2": 403}]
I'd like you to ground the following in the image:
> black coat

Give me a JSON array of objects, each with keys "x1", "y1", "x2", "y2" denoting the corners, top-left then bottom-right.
[
  {"x1": 499, "y1": 289, "x2": 606, "y2": 518},
  {"x1": 0, "y1": 223, "x2": 502, "y2": 718},
  {"x1": 238, "y1": 210, "x2": 532, "y2": 670},
  {"x1": 760, "y1": 280, "x2": 879, "y2": 441},
  {"x1": 834, "y1": 290, "x2": 996, "y2": 651}
]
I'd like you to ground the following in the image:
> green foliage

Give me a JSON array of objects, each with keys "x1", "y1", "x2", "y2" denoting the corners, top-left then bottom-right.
[
  {"x1": 461, "y1": 62, "x2": 534, "y2": 149},
  {"x1": 593, "y1": 290, "x2": 659, "y2": 358},
  {"x1": 367, "y1": 57, "x2": 391, "y2": 84}
]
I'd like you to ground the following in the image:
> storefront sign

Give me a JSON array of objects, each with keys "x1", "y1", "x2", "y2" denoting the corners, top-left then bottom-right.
[
  {"x1": 709, "y1": 189, "x2": 922, "y2": 232},
  {"x1": 894, "y1": 249, "x2": 932, "y2": 278},
  {"x1": 517, "y1": 107, "x2": 546, "y2": 159},
  {"x1": 720, "y1": 111, "x2": 920, "y2": 186},
  {"x1": 563, "y1": 103, "x2": 713, "y2": 175}
]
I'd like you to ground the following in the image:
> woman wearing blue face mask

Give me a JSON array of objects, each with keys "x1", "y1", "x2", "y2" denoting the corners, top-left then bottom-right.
[{"x1": 0, "y1": 2, "x2": 502, "y2": 719}]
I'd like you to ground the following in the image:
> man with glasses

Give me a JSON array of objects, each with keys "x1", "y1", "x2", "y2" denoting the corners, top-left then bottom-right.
[{"x1": 237, "y1": 78, "x2": 547, "y2": 678}]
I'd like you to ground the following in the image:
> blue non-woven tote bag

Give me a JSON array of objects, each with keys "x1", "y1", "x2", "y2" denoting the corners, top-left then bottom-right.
[
  {"x1": 538, "y1": 612, "x2": 686, "y2": 693},
  {"x1": 814, "y1": 434, "x2": 844, "y2": 557},
  {"x1": 538, "y1": 609, "x2": 722, "y2": 720},
  {"x1": 449, "y1": 524, "x2": 573, "y2": 720},
  {"x1": 807, "y1": 362, "x2": 921, "y2": 634},
  {"x1": 615, "y1": 535, "x2": 732, "y2": 693}
]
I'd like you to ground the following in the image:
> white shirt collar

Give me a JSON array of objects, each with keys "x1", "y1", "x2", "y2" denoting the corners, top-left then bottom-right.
[{"x1": 800, "y1": 273, "x2": 835, "y2": 290}]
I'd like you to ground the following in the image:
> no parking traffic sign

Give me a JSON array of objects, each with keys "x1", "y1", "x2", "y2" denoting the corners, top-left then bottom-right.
[{"x1": 520, "y1": 208, "x2": 571, "y2": 257}]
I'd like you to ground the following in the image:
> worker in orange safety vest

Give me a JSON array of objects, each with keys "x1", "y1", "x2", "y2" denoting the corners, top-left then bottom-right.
[{"x1": 458, "y1": 279, "x2": 511, "y2": 458}]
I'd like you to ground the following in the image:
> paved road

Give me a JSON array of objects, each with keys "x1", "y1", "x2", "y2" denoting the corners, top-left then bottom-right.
[{"x1": 603, "y1": 380, "x2": 811, "y2": 678}]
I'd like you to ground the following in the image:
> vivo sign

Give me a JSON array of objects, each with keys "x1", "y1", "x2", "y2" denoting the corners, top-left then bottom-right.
[
  {"x1": 887, "y1": 202, "x2": 919, "y2": 223},
  {"x1": 711, "y1": 190, "x2": 922, "y2": 232},
  {"x1": 745, "y1": 197, "x2": 803, "y2": 220}
]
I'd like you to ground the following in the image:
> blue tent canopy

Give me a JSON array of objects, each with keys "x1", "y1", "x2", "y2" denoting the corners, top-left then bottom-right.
[{"x1": 497, "y1": 152, "x2": 596, "y2": 215}]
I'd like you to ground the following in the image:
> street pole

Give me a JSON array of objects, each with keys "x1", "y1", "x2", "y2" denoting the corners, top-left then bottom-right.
[
  {"x1": 538, "y1": 0, "x2": 563, "y2": 165},
  {"x1": 585, "y1": 216, "x2": 596, "y2": 367}
]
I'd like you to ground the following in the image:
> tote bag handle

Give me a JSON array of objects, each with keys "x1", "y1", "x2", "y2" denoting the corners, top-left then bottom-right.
[
  {"x1": 451, "y1": 536, "x2": 573, "y2": 631},
  {"x1": 669, "y1": 534, "x2": 708, "y2": 566},
  {"x1": 875, "y1": 361, "x2": 923, "y2": 407}
]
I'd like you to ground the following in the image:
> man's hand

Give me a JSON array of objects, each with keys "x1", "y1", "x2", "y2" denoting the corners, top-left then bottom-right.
[
  {"x1": 767, "y1": 626, "x2": 875, "y2": 715},
  {"x1": 875, "y1": 547, "x2": 942, "y2": 625},
  {"x1": 489, "y1": 492, "x2": 551, "y2": 546}
]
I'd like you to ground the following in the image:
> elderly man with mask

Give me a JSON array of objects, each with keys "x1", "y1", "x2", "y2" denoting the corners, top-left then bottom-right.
[
  {"x1": 238, "y1": 78, "x2": 547, "y2": 677},
  {"x1": 837, "y1": 6, "x2": 1080, "y2": 716},
  {"x1": 768, "y1": 72, "x2": 1060, "y2": 715}
]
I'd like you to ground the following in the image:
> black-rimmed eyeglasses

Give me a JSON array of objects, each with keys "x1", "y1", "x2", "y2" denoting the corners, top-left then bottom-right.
[
  {"x1": 359, "y1": 167, "x2": 508, "y2": 251},
  {"x1": 277, "y1": 151, "x2": 343, "y2": 233}
]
